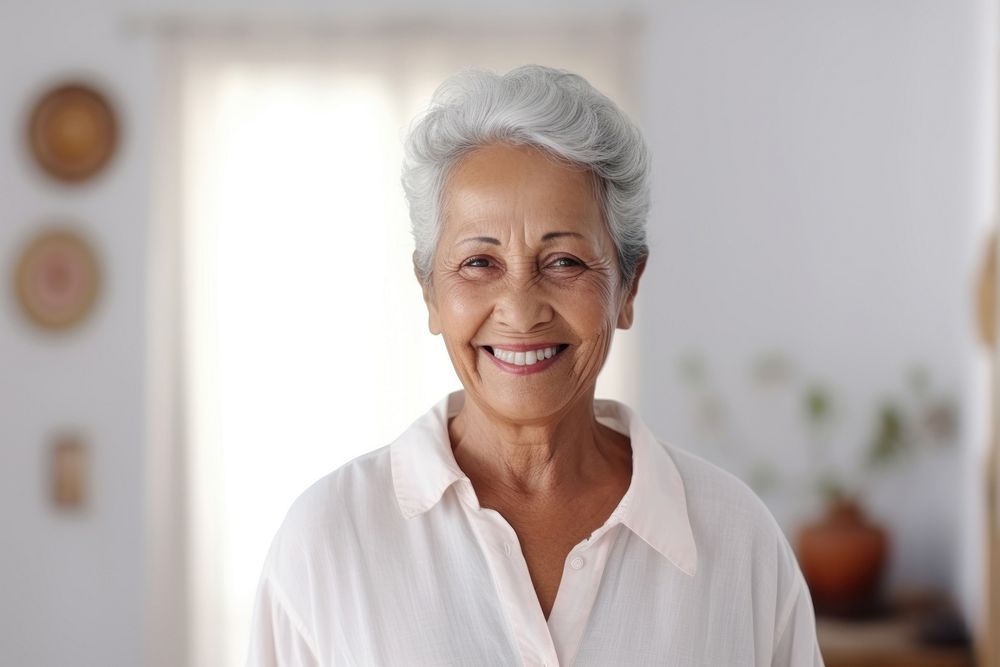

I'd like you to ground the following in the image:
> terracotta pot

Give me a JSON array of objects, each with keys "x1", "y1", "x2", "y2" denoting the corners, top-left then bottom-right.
[{"x1": 795, "y1": 499, "x2": 889, "y2": 616}]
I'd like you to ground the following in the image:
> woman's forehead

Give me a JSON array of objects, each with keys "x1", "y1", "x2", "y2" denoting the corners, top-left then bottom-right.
[
  {"x1": 441, "y1": 145, "x2": 603, "y2": 240},
  {"x1": 445, "y1": 143, "x2": 594, "y2": 198},
  {"x1": 443, "y1": 193, "x2": 599, "y2": 232}
]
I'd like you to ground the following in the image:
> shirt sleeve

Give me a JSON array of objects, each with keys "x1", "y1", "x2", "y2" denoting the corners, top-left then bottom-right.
[
  {"x1": 770, "y1": 569, "x2": 826, "y2": 667},
  {"x1": 246, "y1": 572, "x2": 321, "y2": 667}
]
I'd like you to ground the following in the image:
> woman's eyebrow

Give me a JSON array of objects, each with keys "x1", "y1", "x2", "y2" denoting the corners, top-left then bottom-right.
[
  {"x1": 457, "y1": 231, "x2": 584, "y2": 246},
  {"x1": 541, "y1": 231, "x2": 584, "y2": 242},
  {"x1": 458, "y1": 236, "x2": 501, "y2": 246}
]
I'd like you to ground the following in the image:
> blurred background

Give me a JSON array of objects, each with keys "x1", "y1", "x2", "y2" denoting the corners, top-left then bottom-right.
[{"x1": 1, "y1": 0, "x2": 997, "y2": 665}]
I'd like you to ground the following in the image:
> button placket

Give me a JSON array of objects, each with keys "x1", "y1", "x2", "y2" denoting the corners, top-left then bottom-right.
[
  {"x1": 546, "y1": 525, "x2": 622, "y2": 665},
  {"x1": 468, "y1": 505, "x2": 559, "y2": 666}
]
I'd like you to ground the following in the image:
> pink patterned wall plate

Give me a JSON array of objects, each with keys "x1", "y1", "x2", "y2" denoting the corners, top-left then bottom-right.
[{"x1": 14, "y1": 227, "x2": 101, "y2": 330}]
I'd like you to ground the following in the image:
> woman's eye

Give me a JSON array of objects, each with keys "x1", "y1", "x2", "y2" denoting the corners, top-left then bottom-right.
[
  {"x1": 549, "y1": 256, "x2": 584, "y2": 269},
  {"x1": 462, "y1": 257, "x2": 492, "y2": 269}
]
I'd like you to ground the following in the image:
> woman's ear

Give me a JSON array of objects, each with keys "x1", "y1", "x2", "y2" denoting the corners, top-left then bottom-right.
[
  {"x1": 617, "y1": 254, "x2": 648, "y2": 330},
  {"x1": 414, "y1": 252, "x2": 441, "y2": 335}
]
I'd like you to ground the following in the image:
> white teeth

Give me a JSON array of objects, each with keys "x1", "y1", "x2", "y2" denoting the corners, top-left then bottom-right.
[{"x1": 490, "y1": 346, "x2": 561, "y2": 365}]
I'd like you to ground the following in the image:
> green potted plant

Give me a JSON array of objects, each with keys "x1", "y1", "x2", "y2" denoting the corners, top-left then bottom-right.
[
  {"x1": 677, "y1": 353, "x2": 957, "y2": 616},
  {"x1": 795, "y1": 367, "x2": 956, "y2": 616}
]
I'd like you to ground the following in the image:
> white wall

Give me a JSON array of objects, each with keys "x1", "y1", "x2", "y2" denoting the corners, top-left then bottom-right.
[
  {"x1": 637, "y1": 0, "x2": 996, "y2": 631},
  {"x1": 0, "y1": 0, "x2": 992, "y2": 664},
  {"x1": 0, "y1": 2, "x2": 159, "y2": 666}
]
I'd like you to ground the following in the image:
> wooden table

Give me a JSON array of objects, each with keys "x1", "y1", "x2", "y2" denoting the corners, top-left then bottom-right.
[{"x1": 816, "y1": 591, "x2": 975, "y2": 667}]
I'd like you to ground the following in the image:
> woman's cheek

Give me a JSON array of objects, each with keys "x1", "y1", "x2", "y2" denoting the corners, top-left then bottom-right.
[
  {"x1": 444, "y1": 282, "x2": 486, "y2": 318},
  {"x1": 436, "y1": 284, "x2": 493, "y2": 344},
  {"x1": 556, "y1": 277, "x2": 617, "y2": 323}
]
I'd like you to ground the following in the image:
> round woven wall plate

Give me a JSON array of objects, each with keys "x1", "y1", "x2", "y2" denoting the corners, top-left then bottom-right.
[
  {"x1": 14, "y1": 227, "x2": 101, "y2": 330},
  {"x1": 27, "y1": 83, "x2": 118, "y2": 183}
]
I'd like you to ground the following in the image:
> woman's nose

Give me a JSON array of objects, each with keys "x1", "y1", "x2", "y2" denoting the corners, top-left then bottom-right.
[{"x1": 492, "y1": 281, "x2": 554, "y2": 333}]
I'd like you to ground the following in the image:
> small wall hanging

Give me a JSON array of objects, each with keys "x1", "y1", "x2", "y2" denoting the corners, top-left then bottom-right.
[
  {"x1": 13, "y1": 226, "x2": 101, "y2": 331},
  {"x1": 27, "y1": 82, "x2": 118, "y2": 183},
  {"x1": 50, "y1": 431, "x2": 89, "y2": 509}
]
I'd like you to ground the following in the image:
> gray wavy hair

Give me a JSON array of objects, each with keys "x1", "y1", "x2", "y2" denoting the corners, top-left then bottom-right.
[{"x1": 400, "y1": 64, "x2": 650, "y2": 289}]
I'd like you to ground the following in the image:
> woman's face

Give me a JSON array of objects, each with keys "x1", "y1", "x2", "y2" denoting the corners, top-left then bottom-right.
[{"x1": 421, "y1": 143, "x2": 643, "y2": 424}]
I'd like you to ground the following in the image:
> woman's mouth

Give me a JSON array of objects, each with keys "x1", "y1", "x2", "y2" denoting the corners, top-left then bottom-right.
[{"x1": 481, "y1": 344, "x2": 569, "y2": 374}]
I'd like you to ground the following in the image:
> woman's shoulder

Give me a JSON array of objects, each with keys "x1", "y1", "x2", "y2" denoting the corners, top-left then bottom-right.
[
  {"x1": 663, "y1": 441, "x2": 763, "y2": 500},
  {"x1": 258, "y1": 446, "x2": 391, "y2": 573},
  {"x1": 278, "y1": 444, "x2": 396, "y2": 536},
  {"x1": 659, "y1": 440, "x2": 788, "y2": 546}
]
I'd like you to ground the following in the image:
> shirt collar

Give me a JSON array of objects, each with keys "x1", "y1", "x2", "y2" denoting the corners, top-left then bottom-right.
[{"x1": 390, "y1": 390, "x2": 698, "y2": 577}]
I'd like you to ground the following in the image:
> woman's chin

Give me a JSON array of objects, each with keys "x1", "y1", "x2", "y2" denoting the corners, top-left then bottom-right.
[{"x1": 466, "y1": 383, "x2": 578, "y2": 425}]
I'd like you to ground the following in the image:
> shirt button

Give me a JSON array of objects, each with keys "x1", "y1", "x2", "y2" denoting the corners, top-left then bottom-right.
[
  {"x1": 570, "y1": 556, "x2": 584, "y2": 570},
  {"x1": 503, "y1": 543, "x2": 512, "y2": 557}
]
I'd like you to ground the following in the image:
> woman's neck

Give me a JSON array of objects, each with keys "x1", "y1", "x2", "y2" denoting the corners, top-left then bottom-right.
[{"x1": 448, "y1": 394, "x2": 630, "y2": 503}]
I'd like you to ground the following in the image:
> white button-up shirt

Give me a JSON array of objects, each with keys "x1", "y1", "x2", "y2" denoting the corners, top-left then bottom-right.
[{"x1": 247, "y1": 391, "x2": 824, "y2": 666}]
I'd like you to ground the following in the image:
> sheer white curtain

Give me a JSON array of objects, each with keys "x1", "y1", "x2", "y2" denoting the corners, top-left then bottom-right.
[{"x1": 151, "y1": 20, "x2": 639, "y2": 667}]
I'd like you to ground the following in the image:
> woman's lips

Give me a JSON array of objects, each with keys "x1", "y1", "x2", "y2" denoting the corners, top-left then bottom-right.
[{"x1": 481, "y1": 344, "x2": 569, "y2": 375}]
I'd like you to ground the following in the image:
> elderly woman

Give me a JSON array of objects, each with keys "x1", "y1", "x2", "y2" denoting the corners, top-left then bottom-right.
[{"x1": 248, "y1": 65, "x2": 824, "y2": 666}]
